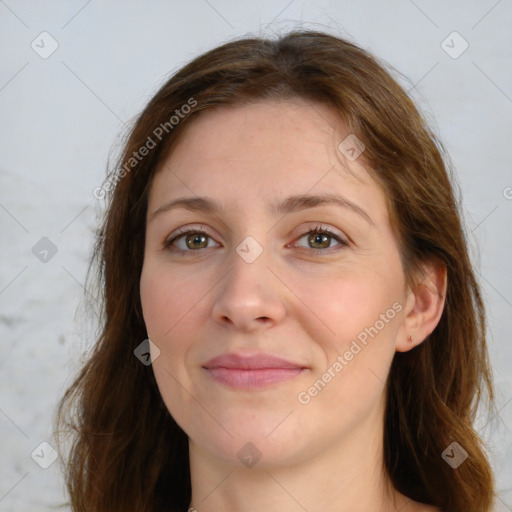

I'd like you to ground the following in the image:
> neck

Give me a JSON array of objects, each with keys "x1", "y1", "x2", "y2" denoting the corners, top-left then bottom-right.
[{"x1": 187, "y1": 394, "x2": 408, "y2": 512}]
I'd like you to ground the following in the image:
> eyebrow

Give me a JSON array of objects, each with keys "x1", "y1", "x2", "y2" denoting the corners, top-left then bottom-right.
[{"x1": 150, "y1": 193, "x2": 374, "y2": 226}]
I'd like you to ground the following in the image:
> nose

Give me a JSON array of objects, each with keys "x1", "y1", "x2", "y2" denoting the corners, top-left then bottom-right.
[{"x1": 211, "y1": 246, "x2": 287, "y2": 332}]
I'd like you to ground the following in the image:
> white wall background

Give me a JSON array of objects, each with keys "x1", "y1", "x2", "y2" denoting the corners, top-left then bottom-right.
[{"x1": 0, "y1": 1, "x2": 511, "y2": 510}]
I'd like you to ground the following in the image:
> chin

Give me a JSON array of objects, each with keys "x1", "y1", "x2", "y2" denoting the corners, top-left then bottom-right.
[{"x1": 187, "y1": 414, "x2": 315, "y2": 470}]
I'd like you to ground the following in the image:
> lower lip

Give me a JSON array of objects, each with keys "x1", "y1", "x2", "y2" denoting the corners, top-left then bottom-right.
[{"x1": 204, "y1": 367, "x2": 305, "y2": 389}]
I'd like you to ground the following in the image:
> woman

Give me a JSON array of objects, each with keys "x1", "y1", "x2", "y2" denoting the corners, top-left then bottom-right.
[{"x1": 54, "y1": 30, "x2": 496, "y2": 512}]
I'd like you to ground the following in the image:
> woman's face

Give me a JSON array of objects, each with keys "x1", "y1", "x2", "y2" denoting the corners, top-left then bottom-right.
[{"x1": 140, "y1": 99, "x2": 412, "y2": 467}]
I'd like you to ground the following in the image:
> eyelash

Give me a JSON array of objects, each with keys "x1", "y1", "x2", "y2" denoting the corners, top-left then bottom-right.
[{"x1": 163, "y1": 224, "x2": 348, "y2": 255}]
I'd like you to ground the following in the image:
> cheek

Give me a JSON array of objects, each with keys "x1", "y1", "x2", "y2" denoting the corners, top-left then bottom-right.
[
  {"x1": 140, "y1": 264, "x2": 203, "y2": 338},
  {"x1": 140, "y1": 269, "x2": 168, "y2": 337},
  {"x1": 140, "y1": 265, "x2": 201, "y2": 423},
  {"x1": 290, "y1": 268, "x2": 398, "y2": 342},
  {"x1": 293, "y1": 268, "x2": 403, "y2": 391},
  {"x1": 139, "y1": 263, "x2": 211, "y2": 399}
]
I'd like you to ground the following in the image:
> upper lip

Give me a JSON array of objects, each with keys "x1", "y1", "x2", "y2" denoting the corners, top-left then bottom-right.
[{"x1": 202, "y1": 352, "x2": 306, "y2": 370}]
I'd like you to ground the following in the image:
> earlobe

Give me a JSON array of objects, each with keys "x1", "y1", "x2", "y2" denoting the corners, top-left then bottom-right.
[{"x1": 396, "y1": 261, "x2": 447, "y2": 353}]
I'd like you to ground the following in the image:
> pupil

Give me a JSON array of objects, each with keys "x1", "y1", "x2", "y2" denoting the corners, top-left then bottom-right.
[
  {"x1": 310, "y1": 233, "x2": 328, "y2": 248},
  {"x1": 188, "y1": 234, "x2": 206, "y2": 249},
  {"x1": 184, "y1": 232, "x2": 331, "y2": 250}
]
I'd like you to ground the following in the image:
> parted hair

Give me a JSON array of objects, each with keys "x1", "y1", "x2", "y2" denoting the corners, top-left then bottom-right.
[{"x1": 54, "y1": 29, "x2": 496, "y2": 512}]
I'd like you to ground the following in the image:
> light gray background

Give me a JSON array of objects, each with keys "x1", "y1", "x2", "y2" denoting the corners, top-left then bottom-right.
[{"x1": 1, "y1": 1, "x2": 511, "y2": 511}]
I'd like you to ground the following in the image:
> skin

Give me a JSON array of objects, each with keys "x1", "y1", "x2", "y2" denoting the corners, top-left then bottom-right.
[{"x1": 139, "y1": 99, "x2": 446, "y2": 512}]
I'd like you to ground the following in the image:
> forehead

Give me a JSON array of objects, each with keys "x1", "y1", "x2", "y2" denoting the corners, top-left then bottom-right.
[{"x1": 148, "y1": 100, "x2": 387, "y2": 222}]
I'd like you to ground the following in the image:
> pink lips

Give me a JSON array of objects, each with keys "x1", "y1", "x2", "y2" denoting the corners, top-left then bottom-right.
[{"x1": 202, "y1": 353, "x2": 307, "y2": 390}]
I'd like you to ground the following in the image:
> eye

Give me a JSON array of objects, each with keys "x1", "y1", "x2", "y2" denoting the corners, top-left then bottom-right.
[
  {"x1": 163, "y1": 224, "x2": 348, "y2": 255},
  {"x1": 292, "y1": 225, "x2": 348, "y2": 252},
  {"x1": 164, "y1": 227, "x2": 219, "y2": 253}
]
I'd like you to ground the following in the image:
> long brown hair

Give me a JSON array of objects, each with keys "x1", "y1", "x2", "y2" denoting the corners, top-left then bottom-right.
[{"x1": 54, "y1": 30, "x2": 496, "y2": 512}]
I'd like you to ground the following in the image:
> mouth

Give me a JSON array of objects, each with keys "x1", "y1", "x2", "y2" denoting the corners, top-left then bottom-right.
[{"x1": 202, "y1": 352, "x2": 308, "y2": 390}]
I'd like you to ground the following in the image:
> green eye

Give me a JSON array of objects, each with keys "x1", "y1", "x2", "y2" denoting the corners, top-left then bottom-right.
[{"x1": 164, "y1": 224, "x2": 348, "y2": 255}]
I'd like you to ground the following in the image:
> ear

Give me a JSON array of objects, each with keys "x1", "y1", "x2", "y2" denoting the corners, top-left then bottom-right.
[{"x1": 395, "y1": 260, "x2": 447, "y2": 353}]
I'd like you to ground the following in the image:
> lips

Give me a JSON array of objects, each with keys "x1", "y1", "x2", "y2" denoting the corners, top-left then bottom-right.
[
  {"x1": 202, "y1": 352, "x2": 307, "y2": 390},
  {"x1": 203, "y1": 352, "x2": 305, "y2": 370}
]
